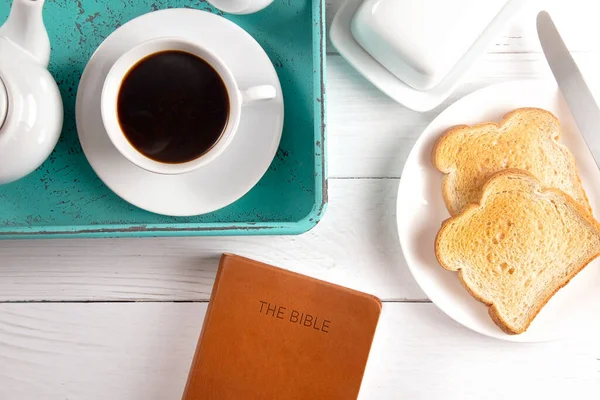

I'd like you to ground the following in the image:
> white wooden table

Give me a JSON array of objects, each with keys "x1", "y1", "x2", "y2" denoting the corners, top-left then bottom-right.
[{"x1": 1, "y1": 1, "x2": 600, "y2": 398}]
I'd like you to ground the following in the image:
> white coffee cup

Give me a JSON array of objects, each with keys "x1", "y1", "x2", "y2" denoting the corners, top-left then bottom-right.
[
  {"x1": 101, "y1": 37, "x2": 276, "y2": 175},
  {"x1": 206, "y1": 0, "x2": 275, "y2": 15}
]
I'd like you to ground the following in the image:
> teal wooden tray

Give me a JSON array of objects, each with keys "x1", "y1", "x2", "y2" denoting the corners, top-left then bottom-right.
[{"x1": 0, "y1": 0, "x2": 326, "y2": 239}]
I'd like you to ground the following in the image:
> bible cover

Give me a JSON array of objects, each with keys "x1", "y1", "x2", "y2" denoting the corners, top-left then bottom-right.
[{"x1": 182, "y1": 254, "x2": 382, "y2": 400}]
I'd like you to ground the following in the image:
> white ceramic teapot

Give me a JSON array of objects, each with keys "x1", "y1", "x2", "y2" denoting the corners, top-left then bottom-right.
[{"x1": 0, "y1": 0, "x2": 63, "y2": 185}]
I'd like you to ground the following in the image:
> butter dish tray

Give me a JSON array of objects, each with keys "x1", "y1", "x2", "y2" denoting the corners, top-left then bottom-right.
[{"x1": 330, "y1": 0, "x2": 526, "y2": 111}]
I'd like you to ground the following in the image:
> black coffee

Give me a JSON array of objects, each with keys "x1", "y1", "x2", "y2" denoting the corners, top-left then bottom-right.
[{"x1": 117, "y1": 50, "x2": 230, "y2": 164}]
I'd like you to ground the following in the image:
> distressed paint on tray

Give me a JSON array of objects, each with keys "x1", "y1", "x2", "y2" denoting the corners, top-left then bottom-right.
[{"x1": 0, "y1": 0, "x2": 326, "y2": 238}]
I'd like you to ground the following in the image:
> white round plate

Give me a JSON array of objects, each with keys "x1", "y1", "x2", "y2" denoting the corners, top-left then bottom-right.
[
  {"x1": 397, "y1": 80, "x2": 600, "y2": 342},
  {"x1": 76, "y1": 9, "x2": 283, "y2": 216}
]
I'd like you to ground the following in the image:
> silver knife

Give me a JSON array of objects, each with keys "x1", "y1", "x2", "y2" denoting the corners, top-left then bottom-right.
[{"x1": 537, "y1": 11, "x2": 600, "y2": 169}]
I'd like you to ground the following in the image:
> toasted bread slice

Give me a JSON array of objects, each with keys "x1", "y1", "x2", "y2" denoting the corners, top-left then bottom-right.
[
  {"x1": 433, "y1": 108, "x2": 592, "y2": 216},
  {"x1": 435, "y1": 170, "x2": 600, "y2": 334}
]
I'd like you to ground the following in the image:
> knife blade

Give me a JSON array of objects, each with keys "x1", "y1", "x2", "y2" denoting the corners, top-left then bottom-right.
[{"x1": 537, "y1": 10, "x2": 600, "y2": 169}]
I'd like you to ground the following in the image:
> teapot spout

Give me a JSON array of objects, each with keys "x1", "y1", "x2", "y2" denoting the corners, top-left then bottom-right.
[{"x1": 0, "y1": 0, "x2": 50, "y2": 66}]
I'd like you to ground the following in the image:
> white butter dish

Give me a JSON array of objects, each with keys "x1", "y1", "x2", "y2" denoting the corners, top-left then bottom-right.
[
  {"x1": 351, "y1": 0, "x2": 509, "y2": 91},
  {"x1": 331, "y1": 0, "x2": 527, "y2": 111}
]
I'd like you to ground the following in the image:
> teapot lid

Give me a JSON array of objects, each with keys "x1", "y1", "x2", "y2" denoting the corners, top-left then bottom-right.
[{"x1": 0, "y1": 77, "x2": 6, "y2": 130}]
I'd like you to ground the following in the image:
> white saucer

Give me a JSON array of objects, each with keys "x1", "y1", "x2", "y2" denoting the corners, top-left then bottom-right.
[
  {"x1": 76, "y1": 9, "x2": 283, "y2": 216},
  {"x1": 397, "y1": 80, "x2": 600, "y2": 342},
  {"x1": 330, "y1": 0, "x2": 525, "y2": 112}
]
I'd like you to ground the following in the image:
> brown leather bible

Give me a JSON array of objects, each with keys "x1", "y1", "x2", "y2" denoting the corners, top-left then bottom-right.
[{"x1": 182, "y1": 254, "x2": 382, "y2": 400}]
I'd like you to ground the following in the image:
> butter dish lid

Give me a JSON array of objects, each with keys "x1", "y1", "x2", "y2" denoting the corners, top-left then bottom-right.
[{"x1": 351, "y1": 0, "x2": 510, "y2": 91}]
